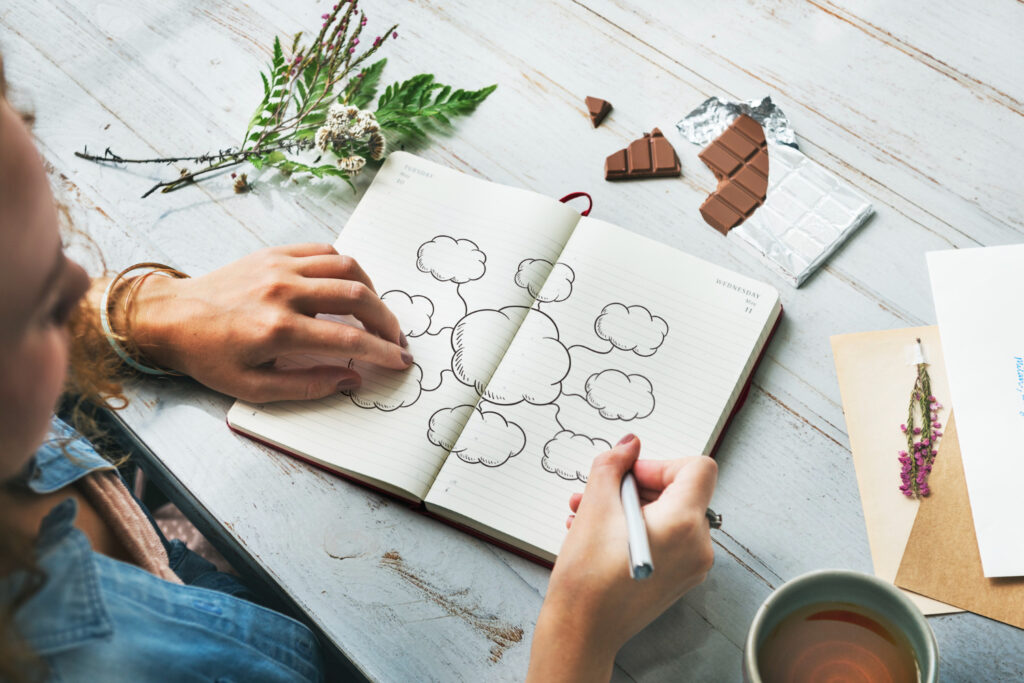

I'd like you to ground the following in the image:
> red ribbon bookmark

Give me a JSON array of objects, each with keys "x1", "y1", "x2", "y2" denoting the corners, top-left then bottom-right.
[{"x1": 559, "y1": 191, "x2": 593, "y2": 216}]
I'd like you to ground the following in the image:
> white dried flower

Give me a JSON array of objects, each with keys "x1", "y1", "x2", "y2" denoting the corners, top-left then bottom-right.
[
  {"x1": 356, "y1": 111, "x2": 379, "y2": 133},
  {"x1": 315, "y1": 127, "x2": 333, "y2": 151},
  {"x1": 337, "y1": 155, "x2": 366, "y2": 174},
  {"x1": 326, "y1": 103, "x2": 359, "y2": 130},
  {"x1": 366, "y1": 132, "x2": 386, "y2": 161}
]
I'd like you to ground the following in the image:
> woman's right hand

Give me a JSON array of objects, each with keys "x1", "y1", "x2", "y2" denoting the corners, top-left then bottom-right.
[{"x1": 527, "y1": 435, "x2": 717, "y2": 682}]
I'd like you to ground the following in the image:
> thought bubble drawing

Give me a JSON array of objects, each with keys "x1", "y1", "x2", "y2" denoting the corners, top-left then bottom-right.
[
  {"x1": 416, "y1": 235, "x2": 486, "y2": 284},
  {"x1": 427, "y1": 404, "x2": 475, "y2": 450},
  {"x1": 594, "y1": 303, "x2": 669, "y2": 357},
  {"x1": 453, "y1": 307, "x2": 570, "y2": 405},
  {"x1": 584, "y1": 369, "x2": 655, "y2": 420},
  {"x1": 514, "y1": 259, "x2": 575, "y2": 303},
  {"x1": 348, "y1": 362, "x2": 423, "y2": 411},
  {"x1": 542, "y1": 430, "x2": 611, "y2": 482},
  {"x1": 380, "y1": 290, "x2": 434, "y2": 337},
  {"x1": 428, "y1": 406, "x2": 526, "y2": 467}
]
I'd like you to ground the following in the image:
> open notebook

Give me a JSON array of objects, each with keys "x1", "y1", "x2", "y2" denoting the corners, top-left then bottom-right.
[{"x1": 227, "y1": 152, "x2": 782, "y2": 562}]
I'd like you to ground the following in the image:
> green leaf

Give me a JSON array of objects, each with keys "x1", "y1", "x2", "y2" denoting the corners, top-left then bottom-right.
[
  {"x1": 260, "y1": 72, "x2": 270, "y2": 98},
  {"x1": 344, "y1": 58, "x2": 387, "y2": 109},
  {"x1": 375, "y1": 75, "x2": 495, "y2": 135},
  {"x1": 272, "y1": 36, "x2": 284, "y2": 71},
  {"x1": 250, "y1": 155, "x2": 265, "y2": 170},
  {"x1": 301, "y1": 111, "x2": 327, "y2": 127},
  {"x1": 263, "y1": 150, "x2": 287, "y2": 164}
]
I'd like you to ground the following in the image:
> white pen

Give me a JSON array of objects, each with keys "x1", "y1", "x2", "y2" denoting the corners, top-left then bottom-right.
[
  {"x1": 621, "y1": 471, "x2": 654, "y2": 580},
  {"x1": 621, "y1": 471, "x2": 724, "y2": 581}
]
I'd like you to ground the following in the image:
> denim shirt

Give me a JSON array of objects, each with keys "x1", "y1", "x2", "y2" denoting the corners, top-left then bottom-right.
[{"x1": 1, "y1": 418, "x2": 323, "y2": 682}]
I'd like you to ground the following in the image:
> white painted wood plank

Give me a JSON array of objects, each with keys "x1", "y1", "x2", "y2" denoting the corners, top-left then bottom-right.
[
  {"x1": 813, "y1": 0, "x2": 1024, "y2": 113},
  {"x1": 577, "y1": 0, "x2": 1024, "y2": 238}
]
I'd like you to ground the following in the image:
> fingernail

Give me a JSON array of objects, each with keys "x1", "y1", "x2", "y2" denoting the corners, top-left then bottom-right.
[
  {"x1": 400, "y1": 350, "x2": 414, "y2": 366},
  {"x1": 616, "y1": 433, "x2": 636, "y2": 446},
  {"x1": 399, "y1": 332, "x2": 409, "y2": 348},
  {"x1": 337, "y1": 378, "x2": 359, "y2": 391}
]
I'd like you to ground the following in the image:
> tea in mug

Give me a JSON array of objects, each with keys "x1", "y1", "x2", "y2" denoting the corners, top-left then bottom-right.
[{"x1": 757, "y1": 601, "x2": 919, "y2": 683}]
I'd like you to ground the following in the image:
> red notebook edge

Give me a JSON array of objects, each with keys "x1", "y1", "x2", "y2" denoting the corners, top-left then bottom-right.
[
  {"x1": 224, "y1": 304, "x2": 783, "y2": 570},
  {"x1": 708, "y1": 303, "x2": 784, "y2": 458}
]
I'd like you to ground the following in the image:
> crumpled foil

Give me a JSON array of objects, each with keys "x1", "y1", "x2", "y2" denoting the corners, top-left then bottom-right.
[{"x1": 676, "y1": 95, "x2": 799, "y2": 149}]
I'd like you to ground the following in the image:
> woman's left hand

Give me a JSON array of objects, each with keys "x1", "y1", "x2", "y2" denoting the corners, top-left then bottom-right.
[{"x1": 124, "y1": 243, "x2": 413, "y2": 402}]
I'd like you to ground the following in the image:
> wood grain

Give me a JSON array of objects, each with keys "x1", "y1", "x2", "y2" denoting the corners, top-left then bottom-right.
[{"x1": 3, "y1": 0, "x2": 1022, "y2": 679}]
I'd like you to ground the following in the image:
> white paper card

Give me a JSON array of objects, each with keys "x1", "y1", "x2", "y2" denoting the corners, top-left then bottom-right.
[{"x1": 927, "y1": 245, "x2": 1024, "y2": 577}]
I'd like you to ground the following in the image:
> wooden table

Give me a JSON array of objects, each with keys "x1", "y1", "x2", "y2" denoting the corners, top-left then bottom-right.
[{"x1": 6, "y1": 1, "x2": 1022, "y2": 680}]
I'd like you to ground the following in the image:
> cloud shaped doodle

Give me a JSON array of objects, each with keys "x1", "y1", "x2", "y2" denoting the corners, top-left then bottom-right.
[
  {"x1": 348, "y1": 362, "x2": 423, "y2": 411},
  {"x1": 541, "y1": 430, "x2": 611, "y2": 482},
  {"x1": 452, "y1": 307, "x2": 570, "y2": 405},
  {"x1": 416, "y1": 235, "x2": 486, "y2": 284},
  {"x1": 594, "y1": 303, "x2": 669, "y2": 357},
  {"x1": 426, "y1": 404, "x2": 474, "y2": 450},
  {"x1": 380, "y1": 290, "x2": 434, "y2": 337},
  {"x1": 428, "y1": 405, "x2": 526, "y2": 467},
  {"x1": 584, "y1": 369, "x2": 656, "y2": 420},
  {"x1": 514, "y1": 259, "x2": 575, "y2": 303}
]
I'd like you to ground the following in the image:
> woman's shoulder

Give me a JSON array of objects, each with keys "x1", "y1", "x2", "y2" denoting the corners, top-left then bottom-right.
[
  {"x1": 7, "y1": 497, "x2": 323, "y2": 681},
  {"x1": 20, "y1": 417, "x2": 115, "y2": 494}
]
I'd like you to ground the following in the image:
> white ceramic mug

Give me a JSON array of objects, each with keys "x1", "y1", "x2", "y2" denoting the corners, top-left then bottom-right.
[{"x1": 744, "y1": 569, "x2": 938, "y2": 682}]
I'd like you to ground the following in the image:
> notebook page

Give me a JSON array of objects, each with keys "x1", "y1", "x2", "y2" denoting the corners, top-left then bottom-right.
[
  {"x1": 426, "y1": 217, "x2": 780, "y2": 558},
  {"x1": 228, "y1": 152, "x2": 582, "y2": 500}
]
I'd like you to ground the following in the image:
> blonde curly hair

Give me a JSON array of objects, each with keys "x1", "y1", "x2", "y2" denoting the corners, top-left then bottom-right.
[{"x1": 0, "y1": 49, "x2": 130, "y2": 683}]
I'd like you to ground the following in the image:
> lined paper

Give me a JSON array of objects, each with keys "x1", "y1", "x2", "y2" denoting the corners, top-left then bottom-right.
[
  {"x1": 228, "y1": 153, "x2": 581, "y2": 500},
  {"x1": 426, "y1": 218, "x2": 781, "y2": 558}
]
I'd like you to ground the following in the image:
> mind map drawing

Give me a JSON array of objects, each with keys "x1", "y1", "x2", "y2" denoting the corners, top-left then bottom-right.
[{"x1": 345, "y1": 235, "x2": 670, "y2": 483}]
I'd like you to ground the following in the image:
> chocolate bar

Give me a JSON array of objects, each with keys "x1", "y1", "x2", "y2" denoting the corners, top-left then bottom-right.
[
  {"x1": 605, "y1": 128, "x2": 681, "y2": 180},
  {"x1": 698, "y1": 115, "x2": 768, "y2": 234},
  {"x1": 585, "y1": 96, "x2": 612, "y2": 127}
]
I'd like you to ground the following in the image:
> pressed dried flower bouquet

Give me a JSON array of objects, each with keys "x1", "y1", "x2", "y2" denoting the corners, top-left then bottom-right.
[{"x1": 76, "y1": 1, "x2": 495, "y2": 197}]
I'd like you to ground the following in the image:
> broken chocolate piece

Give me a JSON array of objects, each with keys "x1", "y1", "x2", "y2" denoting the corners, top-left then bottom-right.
[
  {"x1": 698, "y1": 114, "x2": 768, "y2": 234},
  {"x1": 585, "y1": 96, "x2": 612, "y2": 127},
  {"x1": 604, "y1": 128, "x2": 681, "y2": 180}
]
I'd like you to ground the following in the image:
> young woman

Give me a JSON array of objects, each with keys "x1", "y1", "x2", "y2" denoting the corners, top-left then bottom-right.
[{"x1": 0, "y1": 55, "x2": 716, "y2": 681}]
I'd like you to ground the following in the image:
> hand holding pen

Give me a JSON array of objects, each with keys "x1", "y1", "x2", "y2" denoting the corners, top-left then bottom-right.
[
  {"x1": 621, "y1": 471, "x2": 721, "y2": 580},
  {"x1": 533, "y1": 434, "x2": 718, "y2": 681}
]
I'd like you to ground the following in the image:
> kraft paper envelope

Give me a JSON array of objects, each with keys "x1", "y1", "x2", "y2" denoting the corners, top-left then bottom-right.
[
  {"x1": 896, "y1": 414, "x2": 1024, "y2": 629},
  {"x1": 831, "y1": 326, "x2": 959, "y2": 615}
]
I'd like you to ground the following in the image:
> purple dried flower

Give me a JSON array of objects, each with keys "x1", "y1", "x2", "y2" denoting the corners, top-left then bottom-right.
[
  {"x1": 322, "y1": 13, "x2": 330, "y2": 19},
  {"x1": 392, "y1": 30, "x2": 398, "y2": 38},
  {"x1": 913, "y1": 427, "x2": 921, "y2": 435},
  {"x1": 900, "y1": 423, "x2": 907, "y2": 433},
  {"x1": 353, "y1": 37, "x2": 359, "y2": 45},
  {"x1": 349, "y1": 46, "x2": 355, "y2": 54}
]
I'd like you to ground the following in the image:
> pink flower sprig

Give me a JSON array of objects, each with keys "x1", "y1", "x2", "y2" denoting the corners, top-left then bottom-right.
[{"x1": 898, "y1": 338, "x2": 943, "y2": 498}]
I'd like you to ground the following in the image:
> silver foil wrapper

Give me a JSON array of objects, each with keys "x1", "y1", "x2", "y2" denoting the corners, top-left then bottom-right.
[
  {"x1": 676, "y1": 96, "x2": 798, "y2": 149},
  {"x1": 677, "y1": 96, "x2": 873, "y2": 287}
]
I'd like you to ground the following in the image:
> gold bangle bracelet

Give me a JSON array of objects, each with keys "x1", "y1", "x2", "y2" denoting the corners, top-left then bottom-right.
[{"x1": 99, "y1": 262, "x2": 190, "y2": 376}]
